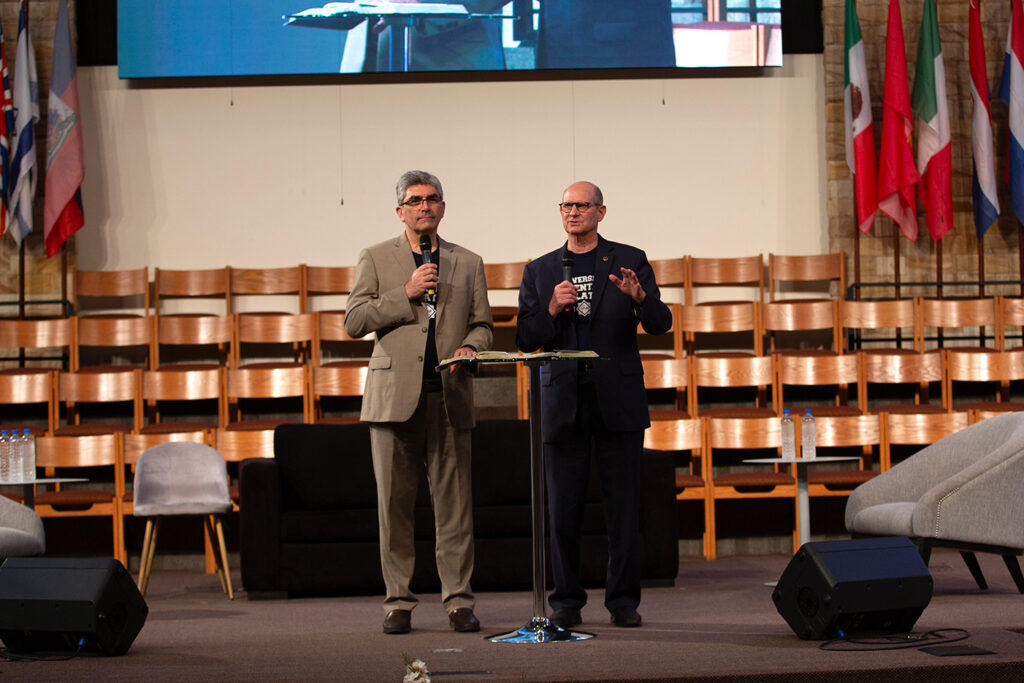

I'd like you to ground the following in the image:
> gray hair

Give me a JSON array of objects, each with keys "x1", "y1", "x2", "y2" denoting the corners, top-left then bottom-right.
[{"x1": 396, "y1": 170, "x2": 444, "y2": 205}]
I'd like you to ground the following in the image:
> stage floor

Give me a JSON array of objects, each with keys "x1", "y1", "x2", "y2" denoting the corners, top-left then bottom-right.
[{"x1": 3, "y1": 549, "x2": 1024, "y2": 681}]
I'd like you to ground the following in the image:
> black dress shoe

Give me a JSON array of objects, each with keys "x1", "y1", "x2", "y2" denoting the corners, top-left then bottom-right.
[
  {"x1": 383, "y1": 609, "x2": 411, "y2": 634},
  {"x1": 610, "y1": 607, "x2": 642, "y2": 628},
  {"x1": 549, "y1": 607, "x2": 582, "y2": 629},
  {"x1": 448, "y1": 607, "x2": 481, "y2": 632}
]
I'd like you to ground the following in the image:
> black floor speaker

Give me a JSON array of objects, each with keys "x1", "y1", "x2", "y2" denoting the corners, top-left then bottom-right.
[
  {"x1": 0, "y1": 557, "x2": 148, "y2": 656},
  {"x1": 772, "y1": 537, "x2": 933, "y2": 640}
]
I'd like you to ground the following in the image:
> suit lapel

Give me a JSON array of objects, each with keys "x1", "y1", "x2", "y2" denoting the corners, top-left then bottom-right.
[
  {"x1": 437, "y1": 237, "x2": 457, "y2": 316},
  {"x1": 592, "y1": 236, "x2": 613, "y2": 314},
  {"x1": 389, "y1": 233, "x2": 425, "y2": 323}
]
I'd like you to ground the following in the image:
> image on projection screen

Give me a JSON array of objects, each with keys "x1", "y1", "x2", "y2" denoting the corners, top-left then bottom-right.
[{"x1": 117, "y1": 1, "x2": 783, "y2": 79}]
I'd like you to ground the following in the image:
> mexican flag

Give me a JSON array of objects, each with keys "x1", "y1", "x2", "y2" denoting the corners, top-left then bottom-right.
[
  {"x1": 911, "y1": 0, "x2": 952, "y2": 241},
  {"x1": 844, "y1": 0, "x2": 877, "y2": 234}
]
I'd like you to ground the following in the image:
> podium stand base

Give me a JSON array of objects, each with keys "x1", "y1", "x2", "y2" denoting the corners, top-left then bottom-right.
[{"x1": 487, "y1": 617, "x2": 595, "y2": 643}]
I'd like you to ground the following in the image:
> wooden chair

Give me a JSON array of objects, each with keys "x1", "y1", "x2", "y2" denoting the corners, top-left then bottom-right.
[
  {"x1": 839, "y1": 298, "x2": 919, "y2": 354},
  {"x1": 33, "y1": 432, "x2": 126, "y2": 564},
  {"x1": 484, "y1": 261, "x2": 528, "y2": 328},
  {"x1": 153, "y1": 313, "x2": 232, "y2": 368},
  {"x1": 704, "y1": 415, "x2": 795, "y2": 560},
  {"x1": 685, "y1": 254, "x2": 764, "y2": 304},
  {"x1": 141, "y1": 366, "x2": 227, "y2": 434},
  {"x1": 774, "y1": 353, "x2": 860, "y2": 417},
  {"x1": 0, "y1": 317, "x2": 76, "y2": 371},
  {"x1": 153, "y1": 267, "x2": 230, "y2": 317},
  {"x1": 74, "y1": 267, "x2": 150, "y2": 317},
  {"x1": 880, "y1": 411, "x2": 970, "y2": 471},
  {"x1": 650, "y1": 257, "x2": 686, "y2": 301},
  {"x1": 858, "y1": 350, "x2": 945, "y2": 414},
  {"x1": 55, "y1": 368, "x2": 143, "y2": 436},
  {"x1": 643, "y1": 418, "x2": 710, "y2": 558},
  {"x1": 312, "y1": 311, "x2": 373, "y2": 366},
  {"x1": 918, "y1": 297, "x2": 998, "y2": 351},
  {"x1": 678, "y1": 301, "x2": 762, "y2": 356},
  {"x1": 74, "y1": 314, "x2": 154, "y2": 371},
  {"x1": 312, "y1": 362, "x2": 367, "y2": 424},
  {"x1": 690, "y1": 354, "x2": 775, "y2": 418},
  {"x1": 761, "y1": 299, "x2": 839, "y2": 355},
  {"x1": 767, "y1": 252, "x2": 845, "y2": 302},
  {"x1": 305, "y1": 265, "x2": 357, "y2": 313},
  {"x1": 804, "y1": 414, "x2": 881, "y2": 498},
  {"x1": 0, "y1": 369, "x2": 55, "y2": 435},
  {"x1": 228, "y1": 265, "x2": 306, "y2": 315},
  {"x1": 944, "y1": 349, "x2": 1024, "y2": 415},
  {"x1": 225, "y1": 365, "x2": 311, "y2": 430},
  {"x1": 641, "y1": 357, "x2": 689, "y2": 420},
  {"x1": 232, "y1": 312, "x2": 313, "y2": 368},
  {"x1": 1000, "y1": 296, "x2": 1024, "y2": 351}
]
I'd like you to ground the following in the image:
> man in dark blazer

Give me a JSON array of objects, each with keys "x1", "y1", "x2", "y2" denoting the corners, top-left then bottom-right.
[
  {"x1": 515, "y1": 181, "x2": 672, "y2": 629},
  {"x1": 345, "y1": 170, "x2": 493, "y2": 634}
]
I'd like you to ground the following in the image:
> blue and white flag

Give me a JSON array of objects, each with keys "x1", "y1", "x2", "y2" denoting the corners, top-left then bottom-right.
[{"x1": 8, "y1": 0, "x2": 37, "y2": 245}]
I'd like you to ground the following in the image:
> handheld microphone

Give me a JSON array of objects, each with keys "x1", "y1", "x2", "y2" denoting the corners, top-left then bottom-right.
[
  {"x1": 561, "y1": 251, "x2": 574, "y2": 313},
  {"x1": 419, "y1": 235, "x2": 436, "y2": 296}
]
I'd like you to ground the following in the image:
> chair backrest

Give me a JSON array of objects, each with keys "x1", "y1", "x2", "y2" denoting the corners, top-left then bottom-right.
[
  {"x1": 74, "y1": 315, "x2": 154, "y2": 371},
  {"x1": 35, "y1": 432, "x2": 124, "y2": 473},
  {"x1": 881, "y1": 411, "x2": 970, "y2": 470},
  {"x1": 686, "y1": 254, "x2": 764, "y2": 304},
  {"x1": 142, "y1": 366, "x2": 227, "y2": 430},
  {"x1": 153, "y1": 313, "x2": 232, "y2": 368},
  {"x1": 677, "y1": 301, "x2": 762, "y2": 356},
  {"x1": 706, "y1": 415, "x2": 781, "y2": 451},
  {"x1": 124, "y1": 430, "x2": 210, "y2": 467},
  {"x1": 153, "y1": 267, "x2": 230, "y2": 316},
  {"x1": 690, "y1": 354, "x2": 775, "y2": 417},
  {"x1": 225, "y1": 365, "x2": 311, "y2": 426},
  {"x1": 305, "y1": 265, "x2": 357, "y2": 313},
  {"x1": 483, "y1": 261, "x2": 528, "y2": 328},
  {"x1": 1000, "y1": 296, "x2": 1024, "y2": 350},
  {"x1": 812, "y1": 413, "x2": 881, "y2": 449},
  {"x1": 649, "y1": 257, "x2": 686, "y2": 302},
  {"x1": 858, "y1": 350, "x2": 943, "y2": 413},
  {"x1": 918, "y1": 297, "x2": 998, "y2": 350},
  {"x1": 214, "y1": 427, "x2": 276, "y2": 461},
  {"x1": 0, "y1": 370, "x2": 55, "y2": 434},
  {"x1": 774, "y1": 353, "x2": 859, "y2": 415},
  {"x1": 228, "y1": 266, "x2": 306, "y2": 314},
  {"x1": 0, "y1": 318, "x2": 76, "y2": 370},
  {"x1": 312, "y1": 362, "x2": 367, "y2": 421},
  {"x1": 74, "y1": 267, "x2": 150, "y2": 316},
  {"x1": 839, "y1": 299, "x2": 919, "y2": 353},
  {"x1": 644, "y1": 417, "x2": 702, "y2": 452},
  {"x1": 56, "y1": 368, "x2": 143, "y2": 434},
  {"x1": 761, "y1": 299, "x2": 839, "y2": 354},
  {"x1": 641, "y1": 357, "x2": 688, "y2": 415},
  {"x1": 313, "y1": 311, "x2": 373, "y2": 365},
  {"x1": 768, "y1": 252, "x2": 845, "y2": 301},
  {"x1": 133, "y1": 441, "x2": 231, "y2": 511},
  {"x1": 232, "y1": 312, "x2": 313, "y2": 368},
  {"x1": 943, "y1": 348, "x2": 1005, "y2": 409}
]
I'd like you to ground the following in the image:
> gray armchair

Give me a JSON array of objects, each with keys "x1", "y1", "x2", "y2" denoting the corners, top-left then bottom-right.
[
  {"x1": 846, "y1": 411, "x2": 1024, "y2": 593},
  {"x1": 0, "y1": 495, "x2": 45, "y2": 558}
]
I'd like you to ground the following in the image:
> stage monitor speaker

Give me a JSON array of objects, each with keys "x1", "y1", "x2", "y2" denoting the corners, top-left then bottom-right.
[
  {"x1": 772, "y1": 537, "x2": 933, "y2": 640},
  {"x1": 0, "y1": 557, "x2": 148, "y2": 656}
]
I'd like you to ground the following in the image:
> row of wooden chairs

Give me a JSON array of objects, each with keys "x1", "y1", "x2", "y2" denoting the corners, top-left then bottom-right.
[
  {"x1": 639, "y1": 349, "x2": 1024, "y2": 421},
  {"x1": 67, "y1": 253, "x2": 844, "y2": 319},
  {"x1": 644, "y1": 411, "x2": 987, "y2": 560}
]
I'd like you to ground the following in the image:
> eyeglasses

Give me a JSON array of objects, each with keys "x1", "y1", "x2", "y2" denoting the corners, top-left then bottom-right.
[
  {"x1": 401, "y1": 194, "x2": 442, "y2": 208},
  {"x1": 558, "y1": 201, "x2": 597, "y2": 214}
]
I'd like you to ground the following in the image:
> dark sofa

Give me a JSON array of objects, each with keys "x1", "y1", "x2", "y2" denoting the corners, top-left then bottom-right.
[{"x1": 239, "y1": 420, "x2": 678, "y2": 597}]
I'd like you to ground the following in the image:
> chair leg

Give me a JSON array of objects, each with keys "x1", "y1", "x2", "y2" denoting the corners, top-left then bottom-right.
[
  {"x1": 214, "y1": 516, "x2": 234, "y2": 600},
  {"x1": 140, "y1": 518, "x2": 161, "y2": 595},
  {"x1": 1002, "y1": 555, "x2": 1024, "y2": 594},
  {"x1": 203, "y1": 516, "x2": 228, "y2": 594},
  {"x1": 138, "y1": 519, "x2": 155, "y2": 595},
  {"x1": 959, "y1": 551, "x2": 988, "y2": 590}
]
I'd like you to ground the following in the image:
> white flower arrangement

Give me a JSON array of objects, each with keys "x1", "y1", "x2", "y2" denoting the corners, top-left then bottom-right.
[{"x1": 402, "y1": 653, "x2": 431, "y2": 683}]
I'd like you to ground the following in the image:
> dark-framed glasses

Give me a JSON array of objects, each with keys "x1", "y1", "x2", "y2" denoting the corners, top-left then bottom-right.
[
  {"x1": 559, "y1": 201, "x2": 597, "y2": 214},
  {"x1": 401, "y1": 194, "x2": 443, "y2": 208}
]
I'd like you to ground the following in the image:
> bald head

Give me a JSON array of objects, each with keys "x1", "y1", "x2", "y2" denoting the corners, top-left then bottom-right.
[{"x1": 564, "y1": 181, "x2": 603, "y2": 206}]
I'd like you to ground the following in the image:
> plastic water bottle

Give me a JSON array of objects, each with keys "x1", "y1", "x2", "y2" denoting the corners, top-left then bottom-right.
[
  {"x1": 780, "y1": 410, "x2": 796, "y2": 460},
  {"x1": 7, "y1": 430, "x2": 22, "y2": 483},
  {"x1": 21, "y1": 428, "x2": 36, "y2": 483},
  {"x1": 801, "y1": 409, "x2": 816, "y2": 460},
  {"x1": 0, "y1": 430, "x2": 10, "y2": 484}
]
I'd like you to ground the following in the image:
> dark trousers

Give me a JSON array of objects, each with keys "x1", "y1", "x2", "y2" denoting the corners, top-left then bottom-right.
[{"x1": 544, "y1": 383, "x2": 643, "y2": 613}]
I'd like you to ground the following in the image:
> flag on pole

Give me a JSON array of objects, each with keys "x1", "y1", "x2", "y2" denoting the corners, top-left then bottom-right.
[
  {"x1": 8, "y1": 0, "x2": 37, "y2": 246},
  {"x1": 970, "y1": 0, "x2": 999, "y2": 239},
  {"x1": 877, "y1": 0, "x2": 920, "y2": 242},
  {"x1": 844, "y1": 0, "x2": 876, "y2": 234},
  {"x1": 911, "y1": 0, "x2": 952, "y2": 241},
  {"x1": 44, "y1": 0, "x2": 84, "y2": 257},
  {"x1": 0, "y1": 17, "x2": 14, "y2": 239},
  {"x1": 1000, "y1": 0, "x2": 1024, "y2": 227}
]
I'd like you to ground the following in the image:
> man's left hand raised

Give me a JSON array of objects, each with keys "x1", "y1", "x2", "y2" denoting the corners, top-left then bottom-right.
[{"x1": 609, "y1": 267, "x2": 646, "y2": 305}]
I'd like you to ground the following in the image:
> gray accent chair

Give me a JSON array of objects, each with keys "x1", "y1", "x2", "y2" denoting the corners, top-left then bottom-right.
[
  {"x1": 845, "y1": 411, "x2": 1024, "y2": 593},
  {"x1": 133, "y1": 441, "x2": 234, "y2": 598},
  {"x1": 0, "y1": 494, "x2": 45, "y2": 558}
]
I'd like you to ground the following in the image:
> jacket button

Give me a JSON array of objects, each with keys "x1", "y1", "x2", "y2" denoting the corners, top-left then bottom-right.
[
  {"x1": 422, "y1": 327, "x2": 428, "y2": 333},
  {"x1": 417, "y1": 356, "x2": 423, "y2": 362}
]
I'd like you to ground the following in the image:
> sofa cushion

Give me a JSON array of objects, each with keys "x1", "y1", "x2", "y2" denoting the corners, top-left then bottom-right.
[{"x1": 848, "y1": 502, "x2": 916, "y2": 537}]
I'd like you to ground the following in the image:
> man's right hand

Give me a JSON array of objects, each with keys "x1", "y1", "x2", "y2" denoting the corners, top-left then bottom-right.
[
  {"x1": 548, "y1": 280, "x2": 578, "y2": 318},
  {"x1": 405, "y1": 263, "x2": 439, "y2": 300}
]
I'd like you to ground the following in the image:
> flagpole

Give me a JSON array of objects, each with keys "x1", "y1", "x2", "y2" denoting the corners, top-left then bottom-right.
[
  {"x1": 936, "y1": 238, "x2": 943, "y2": 299},
  {"x1": 853, "y1": 223, "x2": 861, "y2": 300},
  {"x1": 17, "y1": 238, "x2": 25, "y2": 319},
  {"x1": 978, "y1": 235, "x2": 985, "y2": 298},
  {"x1": 61, "y1": 241, "x2": 69, "y2": 316}
]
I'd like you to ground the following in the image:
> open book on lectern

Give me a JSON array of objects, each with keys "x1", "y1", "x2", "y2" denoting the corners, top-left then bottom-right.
[{"x1": 436, "y1": 349, "x2": 598, "y2": 370}]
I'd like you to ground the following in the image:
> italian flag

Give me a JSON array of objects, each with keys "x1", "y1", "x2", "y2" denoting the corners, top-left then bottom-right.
[
  {"x1": 844, "y1": 0, "x2": 876, "y2": 234},
  {"x1": 911, "y1": 0, "x2": 952, "y2": 241}
]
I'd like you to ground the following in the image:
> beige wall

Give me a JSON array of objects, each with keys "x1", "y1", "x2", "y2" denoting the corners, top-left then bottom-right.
[{"x1": 75, "y1": 55, "x2": 826, "y2": 303}]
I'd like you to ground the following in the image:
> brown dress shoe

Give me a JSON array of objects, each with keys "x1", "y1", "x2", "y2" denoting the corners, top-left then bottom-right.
[
  {"x1": 383, "y1": 609, "x2": 411, "y2": 634},
  {"x1": 448, "y1": 607, "x2": 480, "y2": 632}
]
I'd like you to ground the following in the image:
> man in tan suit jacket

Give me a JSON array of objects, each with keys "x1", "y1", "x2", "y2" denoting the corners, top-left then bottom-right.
[{"x1": 345, "y1": 170, "x2": 493, "y2": 634}]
